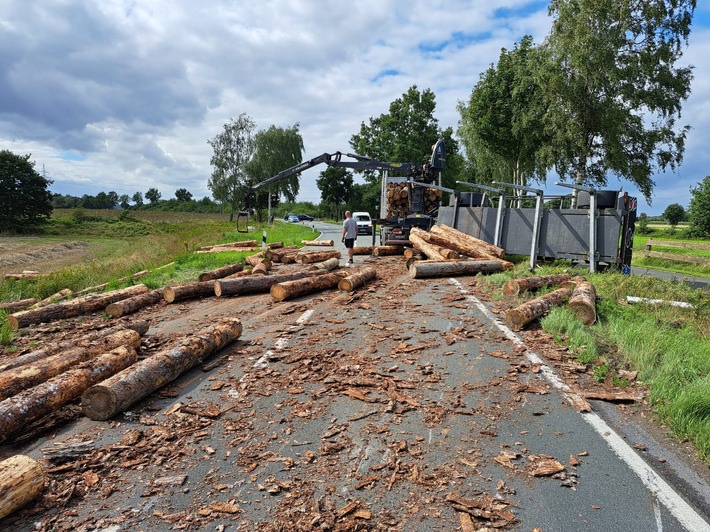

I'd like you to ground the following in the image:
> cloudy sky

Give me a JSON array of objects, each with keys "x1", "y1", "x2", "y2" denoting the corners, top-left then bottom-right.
[{"x1": 1, "y1": 1, "x2": 708, "y2": 216}]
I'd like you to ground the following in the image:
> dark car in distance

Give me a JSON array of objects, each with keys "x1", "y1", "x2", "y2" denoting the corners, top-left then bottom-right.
[{"x1": 297, "y1": 214, "x2": 314, "y2": 222}]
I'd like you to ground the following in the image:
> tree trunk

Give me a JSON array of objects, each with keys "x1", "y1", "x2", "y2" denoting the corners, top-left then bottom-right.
[
  {"x1": 8, "y1": 285, "x2": 149, "y2": 329},
  {"x1": 403, "y1": 248, "x2": 424, "y2": 260},
  {"x1": 0, "y1": 455, "x2": 46, "y2": 520},
  {"x1": 505, "y1": 286, "x2": 573, "y2": 331},
  {"x1": 270, "y1": 272, "x2": 344, "y2": 302},
  {"x1": 224, "y1": 269, "x2": 254, "y2": 279},
  {"x1": 0, "y1": 329, "x2": 141, "y2": 401},
  {"x1": 503, "y1": 274, "x2": 571, "y2": 296},
  {"x1": 0, "y1": 320, "x2": 149, "y2": 373},
  {"x1": 338, "y1": 267, "x2": 377, "y2": 292},
  {"x1": 309, "y1": 257, "x2": 340, "y2": 271},
  {"x1": 250, "y1": 259, "x2": 272, "y2": 275},
  {"x1": 0, "y1": 298, "x2": 38, "y2": 313},
  {"x1": 280, "y1": 252, "x2": 300, "y2": 264},
  {"x1": 352, "y1": 246, "x2": 373, "y2": 255},
  {"x1": 198, "y1": 263, "x2": 244, "y2": 282},
  {"x1": 409, "y1": 260, "x2": 505, "y2": 279},
  {"x1": 373, "y1": 246, "x2": 405, "y2": 256},
  {"x1": 214, "y1": 270, "x2": 327, "y2": 297},
  {"x1": 163, "y1": 281, "x2": 215, "y2": 303},
  {"x1": 105, "y1": 289, "x2": 164, "y2": 318},
  {"x1": 296, "y1": 250, "x2": 342, "y2": 264},
  {"x1": 430, "y1": 224, "x2": 505, "y2": 259},
  {"x1": 29, "y1": 289, "x2": 73, "y2": 309},
  {"x1": 265, "y1": 246, "x2": 299, "y2": 262},
  {"x1": 82, "y1": 318, "x2": 242, "y2": 420},
  {"x1": 301, "y1": 239, "x2": 334, "y2": 246},
  {"x1": 568, "y1": 280, "x2": 597, "y2": 325},
  {"x1": 0, "y1": 346, "x2": 137, "y2": 441},
  {"x1": 409, "y1": 229, "x2": 450, "y2": 261},
  {"x1": 199, "y1": 240, "x2": 258, "y2": 251}
]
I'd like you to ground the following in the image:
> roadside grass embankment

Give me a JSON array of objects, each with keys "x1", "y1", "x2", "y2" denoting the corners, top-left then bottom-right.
[{"x1": 633, "y1": 229, "x2": 710, "y2": 279}]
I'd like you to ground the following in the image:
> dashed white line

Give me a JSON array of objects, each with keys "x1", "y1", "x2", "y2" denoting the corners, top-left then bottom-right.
[{"x1": 449, "y1": 278, "x2": 710, "y2": 532}]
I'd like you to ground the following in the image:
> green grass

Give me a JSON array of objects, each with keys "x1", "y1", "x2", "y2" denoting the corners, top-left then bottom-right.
[{"x1": 632, "y1": 231, "x2": 710, "y2": 279}]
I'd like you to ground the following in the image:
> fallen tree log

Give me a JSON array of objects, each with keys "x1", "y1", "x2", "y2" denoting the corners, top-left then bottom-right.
[
  {"x1": 409, "y1": 229, "x2": 450, "y2": 261},
  {"x1": 505, "y1": 286, "x2": 573, "y2": 331},
  {"x1": 281, "y1": 252, "x2": 300, "y2": 264},
  {"x1": 82, "y1": 318, "x2": 242, "y2": 420},
  {"x1": 430, "y1": 224, "x2": 505, "y2": 259},
  {"x1": 403, "y1": 248, "x2": 424, "y2": 260},
  {"x1": 28, "y1": 289, "x2": 73, "y2": 310},
  {"x1": 215, "y1": 270, "x2": 328, "y2": 297},
  {"x1": 270, "y1": 273, "x2": 344, "y2": 301},
  {"x1": 199, "y1": 240, "x2": 258, "y2": 251},
  {"x1": 246, "y1": 251, "x2": 266, "y2": 267},
  {"x1": 195, "y1": 246, "x2": 260, "y2": 254},
  {"x1": 301, "y1": 239, "x2": 334, "y2": 246},
  {"x1": 352, "y1": 246, "x2": 373, "y2": 255},
  {"x1": 4, "y1": 271, "x2": 42, "y2": 281},
  {"x1": 8, "y1": 285, "x2": 148, "y2": 329},
  {"x1": 297, "y1": 250, "x2": 341, "y2": 264},
  {"x1": 503, "y1": 274, "x2": 571, "y2": 296},
  {"x1": 0, "y1": 320, "x2": 149, "y2": 373},
  {"x1": 250, "y1": 259, "x2": 272, "y2": 275},
  {"x1": 0, "y1": 345, "x2": 137, "y2": 441},
  {"x1": 105, "y1": 289, "x2": 163, "y2": 318},
  {"x1": 0, "y1": 298, "x2": 38, "y2": 313},
  {"x1": 163, "y1": 281, "x2": 215, "y2": 303},
  {"x1": 373, "y1": 245, "x2": 405, "y2": 256},
  {"x1": 265, "y1": 246, "x2": 299, "y2": 262},
  {"x1": 0, "y1": 329, "x2": 142, "y2": 401},
  {"x1": 568, "y1": 279, "x2": 597, "y2": 325},
  {"x1": 224, "y1": 269, "x2": 254, "y2": 279},
  {"x1": 338, "y1": 267, "x2": 377, "y2": 292},
  {"x1": 0, "y1": 455, "x2": 46, "y2": 520},
  {"x1": 409, "y1": 260, "x2": 505, "y2": 279},
  {"x1": 197, "y1": 263, "x2": 244, "y2": 282},
  {"x1": 309, "y1": 257, "x2": 340, "y2": 271}
]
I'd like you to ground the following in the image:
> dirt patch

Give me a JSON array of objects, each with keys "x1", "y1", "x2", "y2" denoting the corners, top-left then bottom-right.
[{"x1": 0, "y1": 241, "x2": 89, "y2": 275}]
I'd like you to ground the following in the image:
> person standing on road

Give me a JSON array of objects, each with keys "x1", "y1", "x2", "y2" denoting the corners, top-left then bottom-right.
[{"x1": 341, "y1": 211, "x2": 358, "y2": 265}]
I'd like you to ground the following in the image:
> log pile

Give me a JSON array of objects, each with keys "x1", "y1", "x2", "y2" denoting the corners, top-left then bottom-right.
[
  {"x1": 386, "y1": 181, "x2": 442, "y2": 218},
  {"x1": 503, "y1": 274, "x2": 571, "y2": 296},
  {"x1": 265, "y1": 246, "x2": 300, "y2": 263}
]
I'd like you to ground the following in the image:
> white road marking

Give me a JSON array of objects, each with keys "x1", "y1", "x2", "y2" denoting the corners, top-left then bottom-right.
[{"x1": 449, "y1": 278, "x2": 710, "y2": 532}]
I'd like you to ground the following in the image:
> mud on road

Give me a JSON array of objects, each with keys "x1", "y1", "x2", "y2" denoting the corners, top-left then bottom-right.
[{"x1": 2, "y1": 255, "x2": 709, "y2": 531}]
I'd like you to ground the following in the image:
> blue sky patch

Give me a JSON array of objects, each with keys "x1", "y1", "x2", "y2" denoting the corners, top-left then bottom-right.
[
  {"x1": 371, "y1": 69, "x2": 400, "y2": 82},
  {"x1": 57, "y1": 150, "x2": 86, "y2": 162}
]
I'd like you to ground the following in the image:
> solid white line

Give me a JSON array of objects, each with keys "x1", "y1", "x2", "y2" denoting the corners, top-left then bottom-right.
[{"x1": 449, "y1": 278, "x2": 710, "y2": 532}]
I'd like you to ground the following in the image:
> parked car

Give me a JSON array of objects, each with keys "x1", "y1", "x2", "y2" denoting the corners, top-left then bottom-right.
[
  {"x1": 287, "y1": 214, "x2": 299, "y2": 223},
  {"x1": 284, "y1": 213, "x2": 296, "y2": 221},
  {"x1": 297, "y1": 214, "x2": 314, "y2": 222},
  {"x1": 353, "y1": 211, "x2": 372, "y2": 235}
]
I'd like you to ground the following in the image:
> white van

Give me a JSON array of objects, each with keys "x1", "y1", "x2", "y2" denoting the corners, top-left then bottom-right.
[{"x1": 352, "y1": 212, "x2": 372, "y2": 235}]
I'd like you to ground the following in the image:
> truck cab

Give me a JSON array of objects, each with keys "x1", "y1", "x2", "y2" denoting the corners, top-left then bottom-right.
[{"x1": 352, "y1": 212, "x2": 372, "y2": 235}]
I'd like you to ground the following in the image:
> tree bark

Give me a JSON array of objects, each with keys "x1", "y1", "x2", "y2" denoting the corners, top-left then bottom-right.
[
  {"x1": 301, "y1": 240, "x2": 334, "y2": 246},
  {"x1": 163, "y1": 281, "x2": 215, "y2": 303},
  {"x1": 0, "y1": 455, "x2": 46, "y2": 520},
  {"x1": 338, "y1": 267, "x2": 377, "y2": 292},
  {"x1": 308, "y1": 257, "x2": 340, "y2": 271},
  {"x1": 250, "y1": 259, "x2": 272, "y2": 275},
  {"x1": 270, "y1": 273, "x2": 344, "y2": 302},
  {"x1": 0, "y1": 329, "x2": 141, "y2": 401},
  {"x1": 373, "y1": 246, "x2": 405, "y2": 256},
  {"x1": 503, "y1": 274, "x2": 571, "y2": 296},
  {"x1": 197, "y1": 263, "x2": 244, "y2": 282},
  {"x1": 214, "y1": 270, "x2": 327, "y2": 297},
  {"x1": 105, "y1": 289, "x2": 163, "y2": 318},
  {"x1": 505, "y1": 286, "x2": 573, "y2": 331},
  {"x1": 0, "y1": 346, "x2": 137, "y2": 441},
  {"x1": 28, "y1": 289, "x2": 73, "y2": 309},
  {"x1": 409, "y1": 260, "x2": 505, "y2": 279},
  {"x1": 265, "y1": 246, "x2": 299, "y2": 262},
  {"x1": 296, "y1": 250, "x2": 342, "y2": 264},
  {"x1": 245, "y1": 251, "x2": 267, "y2": 267},
  {"x1": 403, "y1": 248, "x2": 424, "y2": 260},
  {"x1": 4, "y1": 271, "x2": 41, "y2": 280},
  {"x1": 0, "y1": 298, "x2": 38, "y2": 313},
  {"x1": 81, "y1": 318, "x2": 242, "y2": 420},
  {"x1": 199, "y1": 240, "x2": 258, "y2": 251},
  {"x1": 410, "y1": 228, "x2": 459, "y2": 259},
  {"x1": 568, "y1": 280, "x2": 597, "y2": 325},
  {"x1": 224, "y1": 269, "x2": 254, "y2": 279},
  {"x1": 409, "y1": 229, "x2": 451, "y2": 261},
  {"x1": 8, "y1": 285, "x2": 148, "y2": 329},
  {"x1": 352, "y1": 246, "x2": 373, "y2": 255},
  {"x1": 430, "y1": 224, "x2": 506, "y2": 259},
  {"x1": 0, "y1": 320, "x2": 149, "y2": 373}
]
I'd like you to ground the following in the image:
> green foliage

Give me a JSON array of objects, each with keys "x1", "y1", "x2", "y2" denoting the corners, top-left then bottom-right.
[
  {"x1": 316, "y1": 167, "x2": 353, "y2": 219},
  {"x1": 0, "y1": 311, "x2": 14, "y2": 346},
  {"x1": 662, "y1": 203, "x2": 686, "y2": 228},
  {"x1": 145, "y1": 187, "x2": 162, "y2": 204},
  {"x1": 689, "y1": 176, "x2": 710, "y2": 237},
  {"x1": 175, "y1": 188, "x2": 193, "y2": 202},
  {"x1": 540, "y1": 306, "x2": 597, "y2": 364},
  {"x1": 0, "y1": 150, "x2": 53, "y2": 231},
  {"x1": 637, "y1": 213, "x2": 650, "y2": 234}
]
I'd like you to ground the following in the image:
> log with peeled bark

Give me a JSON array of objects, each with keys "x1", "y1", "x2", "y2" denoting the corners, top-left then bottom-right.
[
  {"x1": 28, "y1": 289, "x2": 73, "y2": 310},
  {"x1": 403, "y1": 248, "x2": 424, "y2": 260},
  {"x1": 250, "y1": 259, "x2": 272, "y2": 275},
  {"x1": 246, "y1": 251, "x2": 266, "y2": 267},
  {"x1": 567, "y1": 279, "x2": 597, "y2": 325},
  {"x1": 270, "y1": 272, "x2": 345, "y2": 302},
  {"x1": 0, "y1": 298, "x2": 38, "y2": 313},
  {"x1": 301, "y1": 239, "x2": 334, "y2": 246},
  {"x1": 0, "y1": 345, "x2": 137, "y2": 441},
  {"x1": 0, "y1": 320, "x2": 149, "y2": 373},
  {"x1": 4, "y1": 271, "x2": 41, "y2": 280},
  {"x1": 409, "y1": 228, "x2": 459, "y2": 259},
  {"x1": 309, "y1": 257, "x2": 340, "y2": 271},
  {"x1": 352, "y1": 246, "x2": 373, "y2": 255},
  {"x1": 0, "y1": 455, "x2": 46, "y2": 520},
  {"x1": 409, "y1": 260, "x2": 505, "y2": 279},
  {"x1": 199, "y1": 240, "x2": 258, "y2": 251},
  {"x1": 105, "y1": 289, "x2": 163, "y2": 318},
  {"x1": 163, "y1": 281, "x2": 215, "y2": 303},
  {"x1": 197, "y1": 263, "x2": 244, "y2": 282},
  {"x1": 373, "y1": 245, "x2": 405, "y2": 256},
  {"x1": 297, "y1": 250, "x2": 342, "y2": 264},
  {"x1": 8, "y1": 285, "x2": 148, "y2": 329},
  {"x1": 81, "y1": 318, "x2": 242, "y2": 420},
  {"x1": 430, "y1": 224, "x2": 505, "y2": 259},
  {"x1": 265, "y1": 245, "x2": 299, "y2": 262},
  {"x1": 502, "y1": 274, "x2": 571, "y2": 296},
  {"x1": 505, "y1": 286, "x2": 573, "y2": 331},
  {"x1": 0, "y1": 329, "x2": 142, "y2": 401},
  {"x1": 214, "y1": 270, "x2": 328, "y2": 297},
  {"x1": 338, "y1": 267, "x2": 377, "y2": 292},
  {"x1": 408, "y1": 229, "x2": 449, "y2": 261}
]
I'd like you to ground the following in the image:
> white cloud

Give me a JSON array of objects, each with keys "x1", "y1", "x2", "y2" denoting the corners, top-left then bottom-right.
[{"x1": 0, "y1": 0, "x2": 706, "y2": 214}]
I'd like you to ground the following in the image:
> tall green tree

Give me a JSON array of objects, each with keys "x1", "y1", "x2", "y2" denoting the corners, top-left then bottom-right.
[
  {"x1": 316, "y1": 166, "x2": 353, "y2": 220},
  {"x1": 662, "y1": 203, "x2": 685, "y2": 228},
  {"x1": 119, "y1": 194, "x2": 130, "y2": 210},
  {"x1": 0, "y1": 150, "x2": 53, "y2": 231},
  {"x1": 457, "y1": 35, "x2": 548, "y2": 198},
  {"x1": 245, "y1": 124, "x2": 305, "y2": 221},
  {"x1": 208, "y1": 113, "x2": 256, "y2": 221},
  {"x1": 131, "y1": 191, "x2": 143, "y2": 207},
  {"x1": 688, "y1": 176, "x2": 710, "y2": 237},
  {"x1": 175, "y1": 188, "x2": 193, "y2": 202},
  {"x1": 539, "y1": 0, "x2": 695, "y2": 204},
  {"x1": 145, "y1": 188, "x2": 161, "y2": 204}
]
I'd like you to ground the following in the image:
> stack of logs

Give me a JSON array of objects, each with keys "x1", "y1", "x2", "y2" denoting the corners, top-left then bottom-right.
[{"x1": 386, "y1": 181, "x2": 442, "y2": 219}]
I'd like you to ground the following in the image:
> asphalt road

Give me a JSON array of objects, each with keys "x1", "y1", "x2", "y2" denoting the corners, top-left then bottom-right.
[{"x1": 4, "y1": 220, "x2": 709, "y2": 531}]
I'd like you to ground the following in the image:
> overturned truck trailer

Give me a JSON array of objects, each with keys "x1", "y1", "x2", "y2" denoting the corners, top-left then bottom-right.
[{"x1": 436, "y1": 184, "x2": 637, "y2": 273}]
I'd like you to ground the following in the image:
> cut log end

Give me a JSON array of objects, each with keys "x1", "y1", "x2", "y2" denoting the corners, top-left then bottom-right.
[{"x1": 81, "y1": 386, "x2": 119, "y2": 421}]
